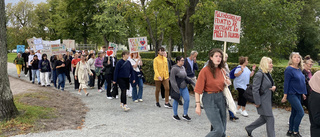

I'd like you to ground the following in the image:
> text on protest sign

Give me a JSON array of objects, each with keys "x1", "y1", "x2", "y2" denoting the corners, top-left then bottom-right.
[
  {"x1": 128, "y1": 37, "x2": 148, "y2": 53},
  {"x1": 213, "y1": 10, "x2": 241, "y2": 43},
  {"x1": 51, "y1": 44, "x2": 66, "y2": 55}
]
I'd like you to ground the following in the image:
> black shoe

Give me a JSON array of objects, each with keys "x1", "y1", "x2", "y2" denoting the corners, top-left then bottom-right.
[
  {"x1": 32, "y1": 82, "x2": 34, "y2": 84},
  {"x1": 245, "y1": 127, "x2": 252, "y2": 137},
  {"x1": 172, "y1": 115, "x2": 181, "y2": 121},
  {"x1": 47, "y1": 85, "x2": 50, "y2": 87},
  {"x1": 38, "y1": 82, "x2": 41, "y2": 85},
  {"x1": 182, "y1": 115, "x2": 191, "y2": 121},
  {"x1": 286, "y1": 131, "x2": 293, "y2": 136},
  {"x1": 164, "y1": 103, "x2": 172, "y2": 108},
  {"x1": 230, "y1": 116, "x2": 239, "y2": 121},
  {"x1": 42, "y1": 85, "x2": 45, "y2": 87},
  {"x1": 291, "y1": 132, "x2": 302, "y2": 137},
  {"x1": 178, "y1": 100, "x2": 183, "y2": 105},
  {"x1": 155, "y1": 102, "x2": 161, "y2": 108}
]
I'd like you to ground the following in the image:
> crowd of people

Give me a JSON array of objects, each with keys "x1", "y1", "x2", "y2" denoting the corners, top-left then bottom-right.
[{"x1": 13, "y1": 47, "x2": 320, "y2": 137}]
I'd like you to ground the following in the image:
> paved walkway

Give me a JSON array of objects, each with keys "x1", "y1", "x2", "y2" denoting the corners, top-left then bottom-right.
[{"x1": 7, "y1": 63, "x2": 311, "y2": 137}]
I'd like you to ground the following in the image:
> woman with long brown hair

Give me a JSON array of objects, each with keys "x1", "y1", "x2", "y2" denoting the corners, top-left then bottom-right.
[{"x1": 194, "y1": 48, "x2": 231, "y2": 136}]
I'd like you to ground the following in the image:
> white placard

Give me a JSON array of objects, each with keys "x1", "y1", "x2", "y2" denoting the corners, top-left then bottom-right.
[{"x1": 213, "y1": 10, "x2": 241, "y2": 43}]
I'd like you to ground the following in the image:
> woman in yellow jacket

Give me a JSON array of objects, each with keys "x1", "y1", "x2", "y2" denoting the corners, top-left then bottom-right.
[
  {"x1": 153, "y1": 47, "x2": 172, "y2": 108},
  {"x1": 14, "y1": 53, "x2": 25, "y2": 78}
]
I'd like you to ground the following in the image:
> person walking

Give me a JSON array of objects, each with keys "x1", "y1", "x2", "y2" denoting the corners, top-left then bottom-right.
[
  {"x1": 55, "y1": 54, "x2": 66, "y2": 91},
  {"x1": 302, "y1": 55, "x2": 313, "y2": 109},
  {"x1": 128, "y1": 52, "x2": 144, "y2": 102},
  {"x1": 184, "y1": 51, "x2": 200, "y2": 106},
  {"x1": 39, "y1": 54, "x2": 51, "y2": 87},
  {"x1": 194, "y1": 48, "x2": 231, "y2": 137},
  {"x1": 281, "y1": 52, "x2": 307, "y2": 137},
  {"x1": 245, "y1": 57, "x2": 276, "y2": 137},
  {"x1": 161, "y1": 52, "x2": 174, "y2": 101},
  {"x1": 153, "y1": 47, "x2": 172, "y2": 108},
  {"x1": 88, "y1": 53, "x2": 96, "y2": 88},
  {"x1": 308, "y1": 71, "x2": 320, "y2": 137},
  {"x1": 14, "y1": 53, "x2": 24, "y2": 78},
  {"x1": 95, "y1": 52, "x2": 105, "y2": 92},
  {"x1": 64, "y1": 52, "x2": 72, "y2": 85},
  {"x1": 224, "y1": 53, "x2": 239, "y2": 121},
  {"x1": 75, "y1": 55, "x2": 93, "y2": 96},
  {"x1": 113, "y1": 51, "x2": 135, "y2": 111},
  {"x1": 30, "y1": 55, "x2": 40, "y2": 84},
  {"x1": 103, "y1": 49, "x2": 118, "y2": 99},
  {"x1": 22, "y1": 49, "x2": 30, "y2": 77},
  {"x1": 27, "y1": 50, "x2": 35, "y2": 81},
  {"x1": 170, "y1": 56, "x2": 195, "y2": 121},
  {"x1": 72, "y1": 53, "x2": 81, "y2": 90},
  {"x1": 51, "y1": 55, "x2": 58, "y2": 88},
  {"x1": 234, "y1": 56, "x2": 256, "y2": 117}
]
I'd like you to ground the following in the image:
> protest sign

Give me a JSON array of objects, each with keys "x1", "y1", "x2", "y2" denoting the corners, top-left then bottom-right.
[
  {"x1": 63, "y1": 40, "x2": 75, "y2": 50},
  {"x1": 51, "y1": 44, "x2": 66, "y2": 55},
  {"x1": 26, "y1": 38, "x2": 34, "y2": 48},
  {"x1": 43, "y1": 39, "x2": 60, "y2": 45},
  {"x1": 128, "y1": 37, "x2": 148, "y2": 53},
  {"x1": 109, "y1": 42, "x2": 118, "y2": 54},
  {"x1": 35, "y1": 44, "x2": 44, "y2": 50},
  {"x1": 213, "y1": 10, "x2": 241, "y2": 43},
  {"x1": 16, "y1": 45, "x2": 25, "y2": 53}
]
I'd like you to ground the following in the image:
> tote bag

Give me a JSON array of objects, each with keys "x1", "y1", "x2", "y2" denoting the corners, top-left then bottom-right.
[{"x1": 221, "y1": 69, "x2": 237, "y2": 114}]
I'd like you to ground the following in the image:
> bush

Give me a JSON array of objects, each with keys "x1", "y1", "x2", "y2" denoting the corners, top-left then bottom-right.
[{"x1": 141, "y1": 58, "x2": 320, "y2": 107}]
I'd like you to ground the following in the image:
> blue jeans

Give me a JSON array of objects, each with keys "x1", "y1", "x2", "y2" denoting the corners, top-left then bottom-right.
[
  {"x1": 173, "y1": 87, "x2": 190, "y2": 116},
  {"x1": 57, "y1": 73, "x2": 65, "y2": 90},
  {"x1": 52, "y1": 70, "x2": 57, "y2": 88},
  {"x1": 287, "y1": 94, "x2": 304, "y2": 132},
  {"x1": 32, "y1": 69, "x2": 40, "y2": 83},
  {"x1": 104, "y1": 80, "x2": 108, "y2": 90},
  {"x1": 132, "y1": 77, "x2": 144, "y2": 101}
]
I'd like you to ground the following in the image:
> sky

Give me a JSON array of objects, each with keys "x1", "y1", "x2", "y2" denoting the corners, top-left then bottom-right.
[{"x1": 5, "y1": 0, "x2": 47, "y2": 5}]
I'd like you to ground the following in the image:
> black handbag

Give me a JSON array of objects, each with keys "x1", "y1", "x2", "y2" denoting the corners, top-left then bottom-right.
[
  {"x1": 244, "y1": 74, "x2": 264, "y2": 103},
  {"x1": 171, "y1": 76, "x2": 183, "y2": 101}
]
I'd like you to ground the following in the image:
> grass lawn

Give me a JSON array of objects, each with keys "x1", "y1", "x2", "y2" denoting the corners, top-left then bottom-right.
[
  {"x1": 7, "y1": 53, "x2": 17, "y2": 63},
  {"x1": 0, "y1": 93, "x2": 55, "y2": 136}
]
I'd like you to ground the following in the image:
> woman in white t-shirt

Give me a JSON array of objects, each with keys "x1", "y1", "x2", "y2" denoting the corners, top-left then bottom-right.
[{"x1": 128, "y1": 52, "x2": 144, "y2": 102}]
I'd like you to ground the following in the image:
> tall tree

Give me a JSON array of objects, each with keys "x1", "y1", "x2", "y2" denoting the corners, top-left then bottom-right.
[{"x1": 0, "y1": 0, "x2": 19, "y2": 121}]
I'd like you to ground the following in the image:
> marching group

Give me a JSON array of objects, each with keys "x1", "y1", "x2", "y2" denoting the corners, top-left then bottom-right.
[{"x1": 13, "y1": 47, "x2": 320, "y2": 137}]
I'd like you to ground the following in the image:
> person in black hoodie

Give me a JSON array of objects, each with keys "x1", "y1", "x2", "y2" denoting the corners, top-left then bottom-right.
[
  {"x1": 55, "y1": 54, "x2": 66, "y2": 91},
  {"x1": 22, "y1": 49, "x2": 30, "y2": 77},
  {"x1": 308, "y1": 71, "x2": 320, "y2": 137},
  {"x1": 39, "y1": 54, "x2": 51, "y2": 87},
  {"x1": 64, "y1": 52, "x2": 72, "y2": 85},
  {"x1": 103, "y1": 51, "x2": 118, "y2": 99},
  {"x1": 30, "y1": 55, "x2": 40, "y2": 84}
]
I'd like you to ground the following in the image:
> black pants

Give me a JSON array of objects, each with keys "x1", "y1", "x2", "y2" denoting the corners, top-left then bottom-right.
[
  {"x1": 105, "y1": 74, "x2": 118, "y2": 97},
  {"x1": 24, "y1": 62, "x2": 28, "y2": 75},
  {"x1": 73, "y1": 68, "x2": 80, "y2": 89},
  {"x1": 118, "y1": 78, "x2": 130, "y2": 105},
  {"x1": 121, "y1": 89, "x2": 127, "y2": 104},
  {"x1": 237, "y1": 88, "x2": 247, "y2": 107},
  {"x1": 89, "y1": 70, "x2": 96, "y2": 87},
  {"x1": 98, "y1": 74, "x2": 105, "y2": 90},
  {"x1": 66, "y1": 69, "x2": 71, "y2": 83},
  {"x1": 28, "y1": 66, "x2": 32, "y2": 81}
]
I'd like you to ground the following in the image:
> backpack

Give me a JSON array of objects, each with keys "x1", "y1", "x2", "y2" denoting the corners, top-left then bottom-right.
[
  {"x1": 243, "y1": 73, "x2": 264, "y2": 103},
  {"x1": 229, "y1": 66, "x2": 241, "y2": 79}
]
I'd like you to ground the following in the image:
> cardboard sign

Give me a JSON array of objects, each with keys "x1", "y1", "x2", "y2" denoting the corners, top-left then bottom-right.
[
  {"x1": 213, "y1": 10, "x2": 241, "y2": 43},
  {"x1": 16, "y1": 45, "x2": 25, "y2": 53},
  {"x1": 62, "y1": 40, "x2": 75, "y2": 50},
  {"x1": 51, "y1": 44, "x2": 66, "y2": 55},
  {"x1": 108, "y1": 42, "x2": 118, "y2": 55},
  {"x1": 128, "y1": 37, "x2": 148, "y2": 53}
]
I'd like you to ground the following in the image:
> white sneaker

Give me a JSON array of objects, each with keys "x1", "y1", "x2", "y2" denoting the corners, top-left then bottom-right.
[
  {"x1": 241, "y1": 110, "x2": 249, "y2": 117},
  {"x1": 107, "y1": 97, "x2": 113, "y2": 100},
  {"x1": 128, "y1": 95, "x2": 132, "y2": 98},
  {"x1": 78, "y1": 92, "x2": 82, "y2": 95},
  {"x1": 162, "y1": 98, "x2": 165, "y2": 101},
  {"x1": 169, "y1": 96, "x2": 172, "y2": 101},
  {"x1": 134, "y1": 100, "x2": 138, "y2": 103},
  {"x1": 138, "y1": 99, "x2": 143, "y2": 102},
  {"x1": 98, "y1": 89, "x2": 102, "y2": 93},
  {"x1": 116, "y1": 95, "x2": 119, "y2": 99},
  {"x1": 123, "y1": 105, "x2": 130, "y2": 111},
  {"x1": 236, "y1": 109, "x2": 242, "y2": 114},
  {"x1": 25, "y1": 75, "x2": 28, "y2": 77}
]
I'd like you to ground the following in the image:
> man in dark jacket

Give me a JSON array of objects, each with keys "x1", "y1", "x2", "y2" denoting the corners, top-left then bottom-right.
[{"x1": 103, "y1": 53, "x2": 118, "y2": 99}]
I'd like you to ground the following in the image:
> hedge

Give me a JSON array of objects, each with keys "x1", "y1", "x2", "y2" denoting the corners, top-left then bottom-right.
[{"x1": 141, "y1": 58, "x2": 320, "y2": 107}]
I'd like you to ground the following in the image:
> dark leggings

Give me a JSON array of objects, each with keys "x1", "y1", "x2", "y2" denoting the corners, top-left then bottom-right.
[
  {"x1": 97, "y1": 74, "x2": 105, "y2": 90},
  {"x1": 121, "y1": 89, "x2": 127, "y2": 104},
  {"x1": 65, "y1": 70, "x2": 71, "y2": 83},
  {"x1": 89, "y1": 70, "x2": 96, "y2": 87},
  {"x1": 237, "y1": 88, "x2": 247, "y2": 107},
  {"x1": 73, "y1": 68, "x2": 80, "y2": 89}
]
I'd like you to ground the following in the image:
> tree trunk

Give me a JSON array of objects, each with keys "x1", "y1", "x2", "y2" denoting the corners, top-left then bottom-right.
[
  {"x1": 0, "y1": 0, "x2": 19, "y2": 121},
  {"x1": 103, "y1": 35, "x2": 109, "y2": 47},
  {"x1": 168, "y1": 34, "x2": 172, "y2": 59},
  {"x1": 166, "y1": 0, "x2": 199, "y2": 57}
]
